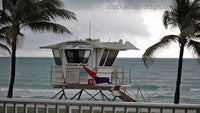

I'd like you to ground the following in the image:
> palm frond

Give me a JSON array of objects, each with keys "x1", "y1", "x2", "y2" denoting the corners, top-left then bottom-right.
[
  {"x1": 27, "y1": 22, "x2": 72, "y2": 34},
  {"x1": 182, "y1": 24, "x2": 197, "y2": 37},
  {"x1": 0, "y1": 10, "x2": 11, "y2": 25},
  {"x1": 182, "y1": 22, "x2": 200, "y2": 40},
  {"x1": 21, "y1": 10, "x2": 51, "y2": 25},
  {"x1": 0, "y1": 26, "x2": 9, "y2": 39},
  {"x1": 184, "y1": 1, "x2": 200, "y2": 28},
  {"x1": 51, "y1": 8, "x2": 77, "y2": 21},
  {"x1": 142, "y1": 35, "x2": 179, "y2": 68},
  {"x1": 33, "y1": 0, "x2": 77, "y2": 21},
  {"x1": 0, "y1": 43, "x2": 11, "y2": 55},
  {"x1": 164, "y1": 0, "x2": 200, "y2": 31},
  {"x1": 43, "y1": 0, "x2": 63, "y2": 8},
  {"x1": 14, "y1": 0, "x2": 35, "y2": 20},
  {"x1": 163, "y1": 10, "x2": 177, "y2": 29},
  {"x1": 186, "y1": 0, "x2": 200, "y2": 19},
  {"x1": 0, "y1": 26, "x2": 13, "y2": 45},
  {"x1": 0, "y1": 26, "x2": 24, "y2": 49},
  {"x1": 187, "y1": 39, "x2": 200, "y2": 57},
  {"x1": 2, "y1": 0, "x2": 14, "y2": 11}
]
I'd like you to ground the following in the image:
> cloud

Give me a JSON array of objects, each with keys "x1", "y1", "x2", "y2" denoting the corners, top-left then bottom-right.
[
  {"x1": 62, "y1": 0, "x2": 106, "y2": 10},
  {"x1": 60, "y1": 0, "x2": 151, "y2": 42},
  {"x1": 1, "y1": 0, "x2": 177, "y2": 58},
  {"x1": 16, "y1": 0, "x2": 155, "y2": 57},
  {"x1": 65, "y1": 9, "x2": 150, "y2": 42}
]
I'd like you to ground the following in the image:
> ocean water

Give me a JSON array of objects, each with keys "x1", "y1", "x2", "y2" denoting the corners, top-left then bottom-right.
[{"x1": 0, "y1": 57, "x2": 200, "y2": 104}]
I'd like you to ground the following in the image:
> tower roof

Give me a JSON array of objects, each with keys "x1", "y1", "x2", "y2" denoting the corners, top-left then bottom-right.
[{"x1": 40, "y1": 39, "x2": 139, "y2": 51}]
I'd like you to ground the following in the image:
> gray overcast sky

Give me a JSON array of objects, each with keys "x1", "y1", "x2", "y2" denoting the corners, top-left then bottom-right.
[{"x1": 1, "y1": 0, "x2": 195, "y2": 58}]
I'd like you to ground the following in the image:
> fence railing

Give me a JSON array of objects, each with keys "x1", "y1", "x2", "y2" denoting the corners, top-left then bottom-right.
[{"x1": 0, "y1": 98, "x2": 200, "y2": 113}]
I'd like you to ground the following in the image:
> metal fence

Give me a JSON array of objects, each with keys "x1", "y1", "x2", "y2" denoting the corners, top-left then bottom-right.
[{"x1": 0, "y1": 98, "x2": 200, "y2": 113}]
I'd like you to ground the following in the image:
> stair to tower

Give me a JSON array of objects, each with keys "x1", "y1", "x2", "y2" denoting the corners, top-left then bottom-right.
[{"x1": 118, "y1": 91, "x2": 137, "y2": 102}]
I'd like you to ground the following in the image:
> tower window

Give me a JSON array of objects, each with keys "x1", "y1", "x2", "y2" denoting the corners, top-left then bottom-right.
[
  {"x1": 52, "y1": 49, "x2": 62, "y2": 65},
  {"x1": 65, "y1": 49, "x2": 91, "y2": 63}
]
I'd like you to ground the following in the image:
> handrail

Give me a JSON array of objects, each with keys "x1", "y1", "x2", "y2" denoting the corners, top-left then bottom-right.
[
  {"x1": 129, "y1": 88, "x2": 151, "y2": 102},
  {"x1": 0, "y1": 98, "x2": 200, "y2": 113}
]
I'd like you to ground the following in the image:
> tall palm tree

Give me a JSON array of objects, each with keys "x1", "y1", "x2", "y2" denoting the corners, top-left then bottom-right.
[
  {"x1": 142, "y1": 0, "x2": 200, "y2": 104},
  {"x1": 0, "y1": 0, "x2": 77, "y2": 98}
]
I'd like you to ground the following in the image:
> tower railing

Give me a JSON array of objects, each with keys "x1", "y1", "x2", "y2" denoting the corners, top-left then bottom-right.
[
  {"x1": 50, "y1": 66, "x2": 64, "y2": 84},
  {"x1": 112, "y1": 66, "x2": 132, "y2": 86},
  {"x1": 50, "y1": 65, "x2": 132, "y2": 86}
]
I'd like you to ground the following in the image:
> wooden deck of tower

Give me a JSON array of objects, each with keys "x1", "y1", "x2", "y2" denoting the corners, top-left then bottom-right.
[{"x1": 40, "y1": 39, "x2": 139, "y2": 102}]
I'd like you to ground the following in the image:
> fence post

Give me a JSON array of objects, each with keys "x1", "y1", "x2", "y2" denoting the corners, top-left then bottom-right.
[
  {"x1": 3, "y1": 103, "x2": 7, "y2": 113},
  {"x1": 136, "y1": 107, "x2": 138, "y2": 113},
  {"x1": 14, "y1": 104, "x2": 17, "y2": 113},
  {"x1": 79, "y1": 105, "x2": 82, "y2": 113},
  {"x1": 24, "y1": 104, "x2": 27, "y2": 113},
  {"x1": 112, "y1": 106, "x2": 115, "y2": 113},
  {"x1": 160, "y1": 108, "x2": 163, "y2": 113},
  {"x1": 56, "y1": 105, "x2": 59, "y2": 113},
  {"x1": 34, "y1": 104, "x2": 37, "y2": 113},
  {"x1": 124, "y1": 107, "x2": 127, "y2": 113},
  {"x1": 65, "y1": 104, "x2": 70, "y2": 113},
  {"x1": 173, "y1": 109, "x2": 175, "y2": 113},
  {"x1": 148, "y1": 108, "x2": 150, "y2": 113},
  {"x1": 196, "y1": 109, "x2": 200, "y2": 113},
  {"x1": 101, "y1": 106, "x2": 104, "y2": 113},
  {"x1": 90, "y1": 106, "x2": 93, "y2": 113},
  {"x1": 45, "y1": 104, "x2": 48, "y2": 113}
]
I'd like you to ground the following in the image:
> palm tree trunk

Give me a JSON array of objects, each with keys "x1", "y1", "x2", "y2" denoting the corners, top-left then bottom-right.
[
  {"x1": 7, "y1": 39, "x2": 17, "y2": 98},
  {"x1": 174, "y1": 44, "x2": 184, "y2": 104}
]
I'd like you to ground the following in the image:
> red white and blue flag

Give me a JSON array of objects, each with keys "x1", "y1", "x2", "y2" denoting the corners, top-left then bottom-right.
[{"x1": 82, "y1": 65, "x2": 111, "y2": 84}]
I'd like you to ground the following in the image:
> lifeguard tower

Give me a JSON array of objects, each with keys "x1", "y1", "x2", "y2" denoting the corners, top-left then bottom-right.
[{"x1": 40, "y1": 39, "x2": 139, "y2": 102}]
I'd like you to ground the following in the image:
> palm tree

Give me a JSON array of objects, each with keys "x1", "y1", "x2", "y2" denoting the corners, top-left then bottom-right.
[
  {"x1": 0, "y1": 0, "x2": 77, "y2": 98},
  {"x1": 142, "y1": 0, "x2": 200, "y2": 104}
]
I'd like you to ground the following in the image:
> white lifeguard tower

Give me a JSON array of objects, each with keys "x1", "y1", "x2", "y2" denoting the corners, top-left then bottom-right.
[{"x1": 40, "y1": 39, "x2": 139, "y2": 102}]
